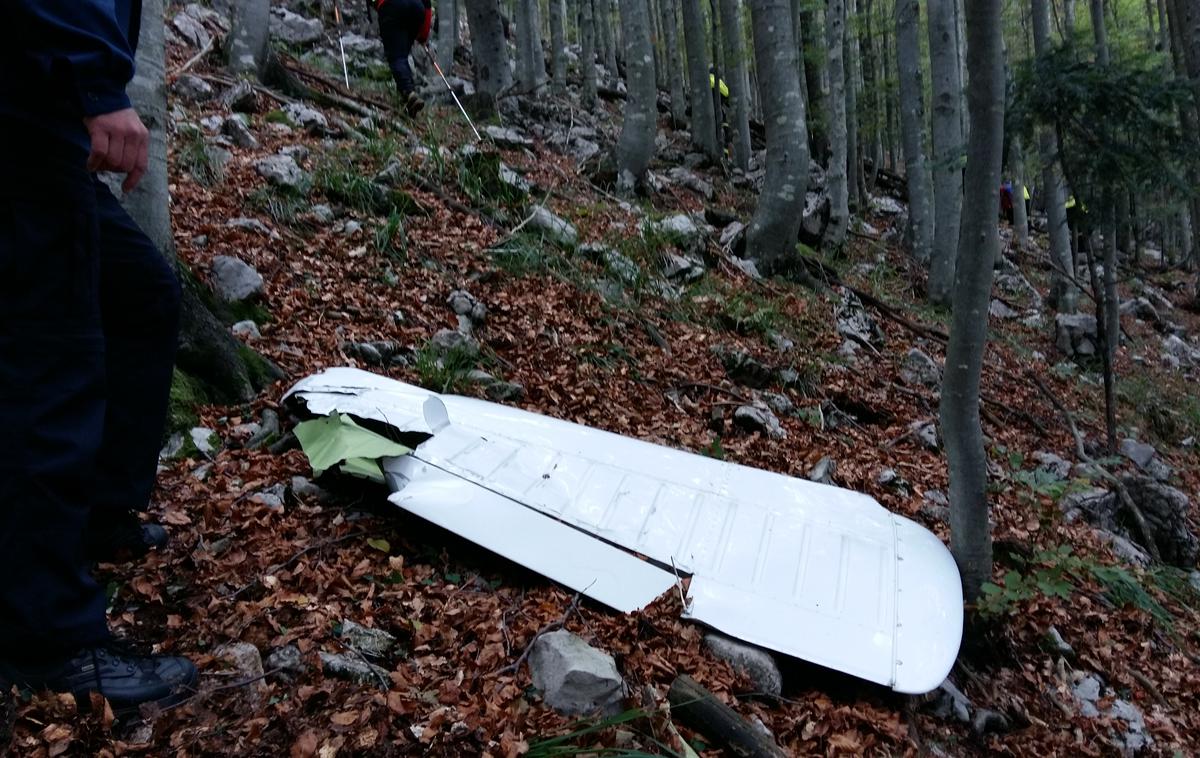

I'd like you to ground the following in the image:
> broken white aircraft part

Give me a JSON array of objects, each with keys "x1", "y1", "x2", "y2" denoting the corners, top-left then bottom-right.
[{"x1": 287, "y1": 368, "x2": 963, "y2": 695}]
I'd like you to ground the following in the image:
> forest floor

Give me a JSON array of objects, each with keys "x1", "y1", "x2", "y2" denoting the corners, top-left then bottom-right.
[{"x1": 5, "y1": 24, "x2": 1200, "y2": 758}]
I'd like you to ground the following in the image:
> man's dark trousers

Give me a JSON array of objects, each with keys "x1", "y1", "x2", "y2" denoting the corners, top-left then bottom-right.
[
  {"x1": 377, "y1": 0, "x2": 426, "y2": 94},
  {"x1": 0, "y1": 121, "x2": 181, "y2": 656}
]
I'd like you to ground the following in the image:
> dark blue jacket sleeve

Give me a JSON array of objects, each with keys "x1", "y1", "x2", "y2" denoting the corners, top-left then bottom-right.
[{"x1": 9, "y1": 0, "x2": 135, "y2": 116}]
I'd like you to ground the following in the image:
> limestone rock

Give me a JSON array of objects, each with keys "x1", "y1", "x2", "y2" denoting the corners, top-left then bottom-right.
[
  {"x1": 900, "y1": 349, "x2": 941, "y2": 387},
  {"x1": 254, "y1": 154, "x2": 308, "y2": 189},
  {"x1": 338, "y1": 620, "x2": 397, "y2": 659},
  {"x1": 530, "y1": 630, "x2": 626, "y2": 717},
  {"x1": 1055, "y1": 313, "x2": 1098, "y2": 358},
  {"x1": 211, "y1": 255, "x2": 264, "y2": 302},
  {"x1": 319, "y1": 651, "x2": 388, "y2": 687},
  {"x1": 734, "y1": 405, "x2": 787, "y2": 440},
  {"x1": 529, "y1": 206, "x2": 578, "y2": 246},
  {"x1": 269, "y1": 8, "x2": 323, "y2": 45},
  {"x1": 173, "y1": 74, "x2": 213, "y2": 103},
  {"x1": 703, "y1": 633, "x2": 783, "y2": 697}
]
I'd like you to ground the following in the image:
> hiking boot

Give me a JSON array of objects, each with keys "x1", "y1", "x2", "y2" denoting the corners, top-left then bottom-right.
[
  {"x1": 0, "y1": 644, "x2": 197, "y2": 713},
  {"x1": 401, "y1": 91, "x2": 425, "y2": 118},
  {"x1": 84, "y1": 511, "x2": 169, "y2": 562}
]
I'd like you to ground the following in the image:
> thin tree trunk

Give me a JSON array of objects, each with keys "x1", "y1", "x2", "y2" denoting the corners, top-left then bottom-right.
[
  {"x1": 802, "y1": 6, "x2": 827, "y2": 163},
  {"x1": 826, "y1": 0, "x2": 850, "y2": 245},
  {"x1": 662, "y1": 0, "x2": 689, "y2": 123},
  {"x1": 550, "y1": 0, "x2": 568, "y2": 94},
  {"x1": 747, "y1": 0, "x2": 810, "y2": 273},
  {"x1": 439, "y1": 0, "x2": 460, "y2": 71},
  {"x1": 516, "y1": 0, "x2": 546, "y2": 91},
  {"x1": 1033, "y1": 0, "x2": 1078, "y2": 312},
  {"x1": 1011, "y1": 136, "x2": 1031, "y2": 248},
  {"x1": 581, "y1": 0, "x2": 599, "y2": 107},
  {"x1": 618, "y1": 0, "x2": 659, "y2": 191},
  {"x1": 465, "y1": 0, "x2": 514, "y2": 98},
  {"x1": 720, "y1": 0, "x2": 753, "y2": 170},
  {"x1": 845, "y1": 0, "x2": 861, "y2": 209},
  {"x1": 682, "y1": 0, "x2": 721, "y2": 157},
  {"x1": 861, "y1": 0, "x2": 882, "y2": 185},
  {"x1": 942, "y1": 0, "x2": 1005, "y2": 604},
  {"x1": 926, "y1": 0, "x2": 964, "y2": 304},
  {"x1": 1064, "y1": 0, "x2": 1078, "y2": 41},
  {"x1": 598, "y1": 0, "x2": 619, "y2": 78},
  {"x1": 896, "y1": 0, "x2": 934, "y2": 264}
]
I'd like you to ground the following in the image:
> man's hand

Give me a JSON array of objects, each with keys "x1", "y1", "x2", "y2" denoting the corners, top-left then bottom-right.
[{"x1": 83, "y1": 108, "x2": 149, "y2": 192}]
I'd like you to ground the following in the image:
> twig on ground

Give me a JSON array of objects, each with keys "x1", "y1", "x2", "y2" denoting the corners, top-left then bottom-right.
[
  {"x1": 161, "y1": 668, "x2": 282, "y2": 712},
  {"x1": 1028, "y1": 371, "x2": 1161, "y2": 562},
  {"x1": 169, "y1": 36, "x2": 215, "y2": 82},
  {"x1": 495, "y1": 590, "x2": 585, "y2": 676},
  {"x1": 226, "y1": 529, "x2": 375, "y2": 599}
]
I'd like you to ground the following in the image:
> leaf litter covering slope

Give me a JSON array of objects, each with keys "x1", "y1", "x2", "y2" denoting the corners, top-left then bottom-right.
[{"x1": 6, "y1": 62, "x2": 1200, "y2": 758}]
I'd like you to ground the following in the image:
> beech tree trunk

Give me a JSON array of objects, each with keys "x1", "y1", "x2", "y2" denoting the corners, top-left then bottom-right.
[
  {"x1": 845, "y1": 0, "x2": 862, "y2": 208},
  {"x1": 580, "y1": 0, "x2": 599, "y2": 108},
  {"x1": 682, "y1": 0, "x2": 721, "y2": 158},
  {"x1": 132, "y1": 0, "x2": 266, "y2": 402},
  {"x1": 618, "y1": 0, "x2": 659, "y2": 191},
  {"x1": 926, "y1": 0, "x2": 964, "y2": 305},
  {"x1": 720, "y1": 0, "x2": 753, "y2": 170},
  {"x1": 942, "y1": 0, "x2": 1005, "y2": 604},
  {"x1": 825, "y1": 0, "x2": 850, "y2": 246},
  {"x1": 746, "y1": 0, "x2": 810, "y2": 272},
  {"x1": 516, "y1": 0, "x2": 546, "y2": 92},
  {"x1": 895, "y1": 0, "x2": 934, "y2": 264},
  {"x1": 1032, "y1": 0, "x2": 1078, "y2": 311},
  {"x1": 662, "y1": 0, "x2": 689, "y2": 123},
  {"x1": 801, "y1": 5, "x2": 827, "y2": 162},
  {"x1": 228, "y1": 0, "x2": 271, "y2": 78},
  {"x1": 464, "y1": 0, "x2": 513, "y2": 97},
  {"x1": 550, "y1": 0, "x2": 568, "y2": 94},
  {"x1": 438, "y1": 0, "x2": 459, "y2": 72},
  {"x1": 597, "y1": 0, "x2": 619, "y2": 79}
]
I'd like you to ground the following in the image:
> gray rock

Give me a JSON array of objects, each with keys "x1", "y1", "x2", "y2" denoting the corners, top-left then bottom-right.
[
  {"x1": 338, "y1": 620, "x2": 397, "y2": 659},
  {"x1": 343, "y1": 220, "x2": 362, "y2": 236},
  {"x1": 1119, "y1": 439, "x2": 1158, "y2": 470},
  {"x1": 211, "y1": 255, "x2": 264, "y2": 302},
  {"x1": 900, "y1": 349, "x2": 942, "y2": 387},
  {"x1": 219, "y1": 80, "x2": 257, "y2": 112},
  {"x1": 270, "y1": 8, "x2": 323, "y2": 45},
  {"x1": 733, "y1": 405, "x2": 787, "y2": 440},
  {"x1": 448, "y1": 290, "x2": 488, "y2": 324},
  {"x1": 251, "y1": 483, "x2": 286, "y2": 511},
  {"x1": 530, "y1": 630, "x2": 626, "y2": 717},
  {"x1": 711, "y1": 345, "x2": 775, "y2": 388},
  {"x1": 226, "y1": 217, "x2": 273, "y2": 236},
  {"x1": 661, "y1": 252, "x2": 705, "y2": 282},
  {"x1": 265, "y1": 644, "x2": 306, "y2": 678},
  {"x1": 319, "y1": 651, "x2": 389, "y2": 687},
  {"x1": 173, "y1": 73, "x2": 214, "y2": 102},
  {"x1": 1046, "y1": 626, "x2": 1074, "y2": 657},
  {"x1": 877, "y1": 468, "x2": 898, "y2": 486},
  {"x1": 763, "y1": 392, "x2": 794, "y2": 416},
  {"x1": 1162, "y1": 334, "x2": 1200, "y2": 368},
  {"x1": 221, "y1": 115, "x2": 259, "y2": 148},
  {"x1": 529, "y1": 206, "x2": 578, "y2": 246},
  {"x1": 1033, "y1": 451, "x2": 1072, "y2": 480},
  {"x1": 767, "y1": 332, "x2": 794, "y2": 353},
  {"x1": 1071, "y1": 672, "x2": 1153, "y2": 754},
  {"x1": 215, "y1": 643, "x2": 267, "y2": 703},
  {"x1": 254, "y1": 154, "x2": 308, "y2": 189},
  {"x1": 1055, "y1": 313, "x2": 1099, "y2": 358},
  {"x1": 310, "y1": 203, "x2": 335, "y2": 224},
  {"x1": 732, "y1": 257, "x2": 762, "y2": 279},
  {"x1": 989, "y1": 299, "x2": 1020, "y2": 320},
  {"x1": 665, "y1": 167, "x2": 715, "y2": 200},
  {"x1": 719, "y1": 221, "x2": 746, "y2": 251},
  {"x1": 484, "y1": 125, "x2": 534, "y2": 149},
  {"x1": 807, "y1": 456, "x2": 837, "y2": 485},
  {"x1": 198, "y1": 115, "x2": 224, "y2": 133},
  {"x1": 283, "y1": 102, "x2": 328, "y2": 134},
  {"x1": 192, "y1": 426, "x2": 219, "y2": 453},
  {"x1": 910, "y1": 419, "x2": 939, "y2": 450},
  {"x1": 703, "y1": 633, "x2": 782, "y2": 697},
  {"x1": 932, "y1": 678, "x2": 971, "y2": 723},
  {"x1": 231, "y1": 320, "x2": 261, "y2": 340},
  {"x1": 653, "y1": 213, "x2": 705, "y2": 242},
  {"x1": 1122, "y1": 477, "x2": 1198, "y2": 566},
  {"x1": 431, "y1": 329, "x2": 480, "y2": 358},
  {"x1": 870, "y1": 195, "x2": 905, "y2": 215},
  {"x1": 568, "y1": 137, "x2": 601, "y2": 164},
  {"x1": 1190, "y1": 570, "x2": 1200, "y2": 595},
  {"x1": 291, "y1": 475, "x2": 329, "y2": 501},
  {"x1": 836, "y1": 289, "x2": 884, "y2": 350},
  {"x1": 172, "y1": 10, "x2": 212, "y2": 48},
  {"x1": 498, "y1": 164, "x2": 531, "y2": 195},
  {"x1": 338, "y1": 32, "x2": 383, "y2": 56},
  {"x1": 972, "y1": 709, "x2": 1011, "y2": 738}
]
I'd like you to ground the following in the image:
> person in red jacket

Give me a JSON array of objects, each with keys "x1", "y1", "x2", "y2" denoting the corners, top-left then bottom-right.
[{"x1": 375, "y1": 0, "x2": 433, "y2": 116}]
